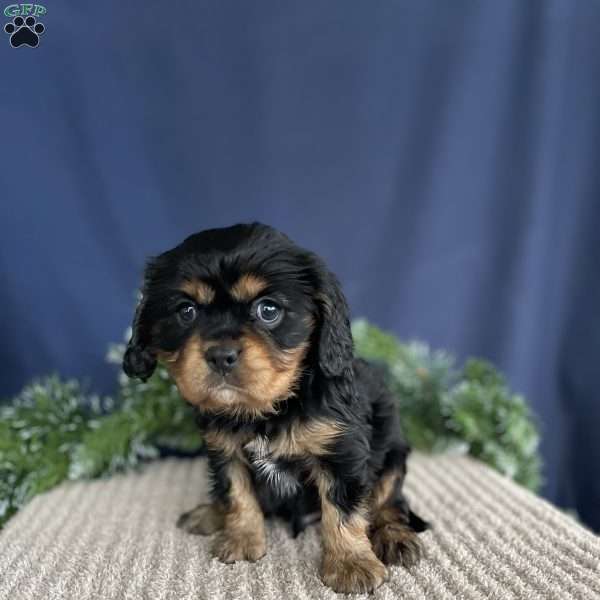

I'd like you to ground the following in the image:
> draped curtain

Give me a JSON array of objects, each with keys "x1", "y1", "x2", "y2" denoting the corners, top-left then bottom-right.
[{"x1": 1, "y1": 0, "x2": 599, "y2": 529}]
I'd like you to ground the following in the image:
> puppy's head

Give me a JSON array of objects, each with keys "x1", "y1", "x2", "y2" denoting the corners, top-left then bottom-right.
[{"x1": 123, "y1": 223, "x2": 353, "y2": 419}]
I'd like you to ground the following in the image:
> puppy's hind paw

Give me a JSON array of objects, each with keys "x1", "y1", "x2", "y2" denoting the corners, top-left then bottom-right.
[
  {"x1": 177, "y1": 503, "x2": 224, "y2": 535},
  {"x1": 370, "y1": 520, "x2": 424, "y2": 567}
]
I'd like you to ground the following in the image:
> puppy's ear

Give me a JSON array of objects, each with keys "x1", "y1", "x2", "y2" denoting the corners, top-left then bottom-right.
[
  {"x1": 315, "y1": 267, "x2": 354, "y2": 378},
  {"x1": 122, "y1": 294, "x2": 157, "y2": 382}
]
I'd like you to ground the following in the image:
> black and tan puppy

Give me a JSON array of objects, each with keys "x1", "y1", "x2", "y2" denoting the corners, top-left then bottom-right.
[{"x1": 123, "y1": 223, "x2": 427, "y2": 594}]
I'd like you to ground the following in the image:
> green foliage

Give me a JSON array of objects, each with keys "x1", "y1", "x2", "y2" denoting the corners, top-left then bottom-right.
[
  {"x1": 0, "y1": 320, "x2": 542, "y2": 529},
  {"x1": 69, "y1": 345, "x2": 201, "y2": 479},
  {"x1": 352, "y1": 319, "x2": 542, "y2": 491},
  {"x1": 0, "y1": 378, "x2": 98, "y2": 525},
  {"x1": 0, "y1": 347, "x2": 201, "y2": 528}
]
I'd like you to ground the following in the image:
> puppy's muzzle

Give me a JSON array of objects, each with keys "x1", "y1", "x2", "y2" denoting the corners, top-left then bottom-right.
[{"x1": 204, "y1": 343, "x2": 241, "y2": 376}]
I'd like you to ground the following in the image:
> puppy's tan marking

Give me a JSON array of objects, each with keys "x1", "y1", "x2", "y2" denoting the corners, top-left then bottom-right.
[
  {"x1": 164, "y1": 335, "x2": 210, "y2": 406},
  {"x1": 177, "y1": 502, "x2": 225, "y2": 535},
  {"x1": 204, "y1": 429, "x2": 247, "y2": 458},
  {"x1": 238, "y1": 334, "x2": 308, "y2": 411},
  {"x1": 315, "y1": 472, "x2": 388, "y2": 594},
  {"x1": 270, "y1": 419, "x2": 343, "y2": 458},
  {"x1": 214, "y1": 460, "x2": 266, "y2": 563},
  {"x1": 371, "y1": 469, "x2": 398, "y2": 510},
  {"x1": 180, "y1": 279, "x2": 215, "y2": 304},
  {"x1": 230, "y1": 274, "x2": 268, "y2": 303}
]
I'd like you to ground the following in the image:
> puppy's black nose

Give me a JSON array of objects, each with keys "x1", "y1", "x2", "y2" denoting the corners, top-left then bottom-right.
[{"x1": 204, "y1": 345, "x2": 240, "y2": 375}]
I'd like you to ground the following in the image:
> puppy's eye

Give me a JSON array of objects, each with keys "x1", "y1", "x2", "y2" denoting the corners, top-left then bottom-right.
[
  {"x1": 256, "y1": 299, "x2": 283, "y2": 325},
  {"x1": 177, "y1": 303, "x2": 197, "y2": 324}
]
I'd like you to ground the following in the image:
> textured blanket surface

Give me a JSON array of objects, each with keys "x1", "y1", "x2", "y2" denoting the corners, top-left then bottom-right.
[{"x1": 1, "y1": 453, "x2": 599, "y2": 600}]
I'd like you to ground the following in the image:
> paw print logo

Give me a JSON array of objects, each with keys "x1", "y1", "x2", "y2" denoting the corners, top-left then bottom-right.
[{"x1": 4, "y1": 15, "x2": 45, "y2": 48}]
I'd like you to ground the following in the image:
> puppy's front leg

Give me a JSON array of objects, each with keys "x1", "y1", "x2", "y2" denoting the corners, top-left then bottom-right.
[
  {"x1": 210, "y1": 451, "x2": 266, "y2": 563},
  {"x1": 316, "y1": 464, "x2": 388, "y2": 593}
]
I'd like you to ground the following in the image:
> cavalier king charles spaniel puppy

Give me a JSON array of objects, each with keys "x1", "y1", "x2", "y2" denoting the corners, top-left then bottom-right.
[{"x1": 123, "y1": 223, "x2": 427, "y2": 594}]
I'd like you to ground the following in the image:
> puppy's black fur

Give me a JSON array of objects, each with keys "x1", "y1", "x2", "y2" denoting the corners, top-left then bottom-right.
[{"x1": 123, "y1": 223, "x2": 427, "y2": 594}]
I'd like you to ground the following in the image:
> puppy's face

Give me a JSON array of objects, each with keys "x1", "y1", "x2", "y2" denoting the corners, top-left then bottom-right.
[
  {"x1": 123, "y1": 224, "x2": 353, "y2": 419},
  {"x1": 153, "y1": 268, "x2": 313, "y2": 418}
]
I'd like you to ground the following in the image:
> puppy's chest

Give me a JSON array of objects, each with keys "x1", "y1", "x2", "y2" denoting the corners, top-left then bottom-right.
[
  {"x1": 205, "y1": 417, "x2": 340, "y2": 498},
  {"x1": 242, "y1": 435, "x2": 307, "y2": 498}
]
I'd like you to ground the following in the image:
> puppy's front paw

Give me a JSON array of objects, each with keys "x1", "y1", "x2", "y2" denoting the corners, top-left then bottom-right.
[
  {"x1": 213, "y1": 530, "x2": 266, "y2": 563},
  {"x1": 321, "y1": 552, "x2": 388, "y2": 594},
  {"x1": 177, "y1": 503, "x2": 224, "y2": 535}
]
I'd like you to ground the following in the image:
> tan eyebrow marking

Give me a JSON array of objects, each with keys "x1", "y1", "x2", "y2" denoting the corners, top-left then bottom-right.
[
  {"x1": 230, "y1": 274, "x2": 268, "y2": 303},
  {"x1": 180, "y1": 279, "x2": 215, "y2": 304}
]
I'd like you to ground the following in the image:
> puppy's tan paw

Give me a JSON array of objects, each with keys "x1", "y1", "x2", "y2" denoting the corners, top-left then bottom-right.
[
  {"x1": 370, "y1": 521, "x2": 423, "y2": 566},
  {"x1": 369, "y1": 505, "x2": 424, "y2": 567},
  {"x1": 213, "y1": 531, "x2": 266, "y2": 563},
  {"x1": 321, "y1": 552, "x2": 388, "y2": 594},
  {"x1": 177, "y1": 503, "x2": 224, "y2": 535}
]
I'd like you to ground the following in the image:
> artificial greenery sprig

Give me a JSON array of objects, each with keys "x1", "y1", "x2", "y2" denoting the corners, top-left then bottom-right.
[
  {"x1": 351, "y1": 320, "x2": 541, "y2": 490},
  {"x1": 0, "y1": 320, "x2": 541, "y2": 528}
]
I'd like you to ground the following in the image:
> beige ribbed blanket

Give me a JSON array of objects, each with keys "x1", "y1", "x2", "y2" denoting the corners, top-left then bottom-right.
[{"x1": 1, "y1": 454, "x2": 599, "y2": 600}]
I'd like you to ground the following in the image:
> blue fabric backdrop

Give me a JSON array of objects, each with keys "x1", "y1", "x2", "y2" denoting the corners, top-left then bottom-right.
[{"x1": 1, "y1": 1, "x2": 599, "y2": 529}]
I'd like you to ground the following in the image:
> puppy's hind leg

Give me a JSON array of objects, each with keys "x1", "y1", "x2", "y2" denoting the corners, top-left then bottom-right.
[{"x1": 368, "y1": 448, "x2": 428, "y2": 567}]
